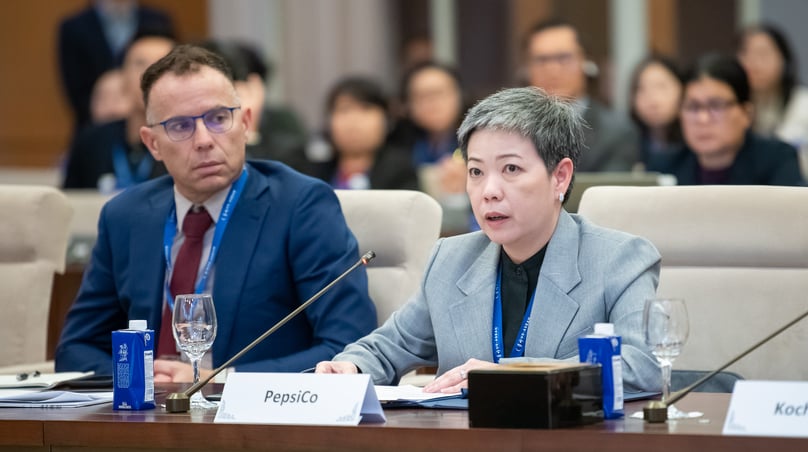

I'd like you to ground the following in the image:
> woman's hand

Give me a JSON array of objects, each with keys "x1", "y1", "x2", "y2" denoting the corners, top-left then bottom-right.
[
  {"x1": 314, "y1": 361, "x2": 359, "y2": 374},
  {"x1": 422, "y1": 358, "x2": 498, "y2": 393}
]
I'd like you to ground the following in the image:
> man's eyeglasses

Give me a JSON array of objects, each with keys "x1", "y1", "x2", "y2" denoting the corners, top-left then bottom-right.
[
  {"x1": 681, "y1": 99, "x2": 738, "y2": 121},
  {"x1": 151, "y1": 106, "x2": 241, "y2": 142}
]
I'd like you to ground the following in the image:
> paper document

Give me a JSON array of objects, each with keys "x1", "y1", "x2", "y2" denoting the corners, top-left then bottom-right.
[
  {"x1": 374, "y1": 385, "x2": 467, "y2": 410},
  {"x1": 0, "y1": 371, "x2": 95, "y2": 390},
  {"x1": 0, "y1": 390, "x2": 113, "y2": 408}
]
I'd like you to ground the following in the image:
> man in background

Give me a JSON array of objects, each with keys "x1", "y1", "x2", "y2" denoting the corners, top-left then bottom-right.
[
  {"x1": 62, "y1": 30, "x2": 174, "y2": 190},
  {"x1": 525, "y1": 19, "x2": 639, "y2": 172},
  {"x1": 58, "y1": 0, "x2": 174, "y2": 131}
]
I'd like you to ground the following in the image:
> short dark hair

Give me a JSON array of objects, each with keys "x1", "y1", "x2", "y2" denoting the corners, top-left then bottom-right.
[
  {"x1": 684, "y1": 53, "x2": 749, "y2": 104},
  {"x1": 198, "y1": 40, "x2": 272, "y2": 82},
  {"x1": 326, "y1": 76, "x2": 388, "y2": 114},
  {"x1": 523, "y1": 18, "x2": 586, "y2": 53},
  {"x1": 140, "y1": 44, "x2": 235, "y2": 109},
  {"x1": 399, "y1": 60, "x2": 462, "y2": 105},
  {"x1": 737, "y1": 23, "x2": 796, "y2": 107}
]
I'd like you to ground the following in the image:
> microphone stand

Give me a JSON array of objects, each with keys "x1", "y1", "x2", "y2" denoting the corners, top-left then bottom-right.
[
  {"x1": 644, "y1": 307, "x2": 808, "y2": 423},
  {"x1": 165, "y1": 251, "x2": 376, "y2": 413}
]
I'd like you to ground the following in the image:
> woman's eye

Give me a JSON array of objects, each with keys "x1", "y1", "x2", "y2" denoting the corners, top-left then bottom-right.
[
  {"x1": 468, "y1": 168, "x2": 482, "y2": 177},
  {"x1": 505, "y1": 164, "x2": 520, "y2": 173}
]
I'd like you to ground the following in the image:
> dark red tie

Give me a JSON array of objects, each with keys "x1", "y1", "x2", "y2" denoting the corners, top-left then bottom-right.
[{"x1": 157, "y1": 207, "x2": 213, "y2": 358}]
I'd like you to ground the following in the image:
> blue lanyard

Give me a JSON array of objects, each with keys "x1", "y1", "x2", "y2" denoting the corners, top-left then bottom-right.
[
  {"x1": 492, "y1": 264, "x2": 537, "y2": 363},
  {"x1": 112, "y1": 144, "x2": 154, "y2": 188},
  {"x1": 162, "y1": 167, "x2": 248, "y2": 309}
]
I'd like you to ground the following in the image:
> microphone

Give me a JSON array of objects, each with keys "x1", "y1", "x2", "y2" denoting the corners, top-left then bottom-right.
[
  {"x1": 165, "y1": 250, "x2": 376, "y2": 413},
  {"x1": 643, "y1": 307, "x2": 808, "y2": 423}
]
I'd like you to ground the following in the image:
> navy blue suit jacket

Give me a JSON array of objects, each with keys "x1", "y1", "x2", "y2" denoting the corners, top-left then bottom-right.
[{"x1": 55, "y1": 161, "x2": 377, "y2": 375}]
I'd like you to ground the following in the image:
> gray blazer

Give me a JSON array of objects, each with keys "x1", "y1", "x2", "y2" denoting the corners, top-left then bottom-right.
[{"x1": 335, "y1": 211, "x2": 662, "y2": 392}]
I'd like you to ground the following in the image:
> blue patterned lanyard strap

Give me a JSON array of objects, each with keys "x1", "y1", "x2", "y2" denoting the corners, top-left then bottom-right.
[
  {"x1": 492, "y1": 264, "x2": 536, "y2": 363},
  {"x1": 162, "y1": 167, "x2": 248, "y2": 309}
]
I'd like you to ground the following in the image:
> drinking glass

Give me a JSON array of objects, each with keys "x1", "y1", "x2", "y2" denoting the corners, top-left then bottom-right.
[
  {"x1": 643, "y1": 298, "x2": 702, "y2": 419},
  {"x1": 173, "y1": 294, "x2": 217, "y2": 409}
]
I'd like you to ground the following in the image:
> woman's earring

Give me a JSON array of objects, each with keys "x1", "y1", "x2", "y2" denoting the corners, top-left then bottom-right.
[{"x1": 558, "y1": 192, "x2": 564, "y2": 203}]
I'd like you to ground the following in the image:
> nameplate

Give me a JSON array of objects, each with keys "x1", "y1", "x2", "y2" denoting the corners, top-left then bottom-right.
[
  {"x1": 214, "y1": 372, "x2": 386, "y2": 425},
  {"x1": 723, "y1": 380, "x2": 808, "y2": 437}
]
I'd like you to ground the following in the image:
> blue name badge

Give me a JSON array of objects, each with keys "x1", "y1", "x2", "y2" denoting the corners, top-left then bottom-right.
[{"x1": 214, "y1": 373, "x2": 386, "y2": 425}]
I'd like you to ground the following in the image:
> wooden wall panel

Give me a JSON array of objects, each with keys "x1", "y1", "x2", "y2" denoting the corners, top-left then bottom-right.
[{"x1": 0, "y1": 1, "x2": 207, "y2": 169}]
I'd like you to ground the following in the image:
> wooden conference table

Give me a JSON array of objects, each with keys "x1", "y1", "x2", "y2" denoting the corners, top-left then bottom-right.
[{"x1": 1, "y1": 386, "x2": 806, "y2": 452}]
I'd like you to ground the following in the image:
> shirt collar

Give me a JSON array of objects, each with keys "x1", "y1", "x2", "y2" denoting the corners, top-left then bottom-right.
[{"x1": 173, "y1": 185, "x2": 231, "y2": 230}]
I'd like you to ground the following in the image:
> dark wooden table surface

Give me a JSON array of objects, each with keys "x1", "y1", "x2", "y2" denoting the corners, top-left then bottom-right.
[{"x1": 1, "y1": 385, "x2": 806, "y2": 451}]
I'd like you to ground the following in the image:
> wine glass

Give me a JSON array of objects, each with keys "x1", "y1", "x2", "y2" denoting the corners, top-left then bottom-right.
[
  {"x1": 643, "y1": 298, "x2": 702, "y2": 419},
  {"x1": 172, "y1": 294, "x2": 217, "y2": 409}
]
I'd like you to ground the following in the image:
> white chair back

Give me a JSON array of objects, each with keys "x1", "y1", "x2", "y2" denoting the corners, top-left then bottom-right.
[
  {"x1": 578, "y1": 185, "x2": 808, "y2": 380},
  {"x1": 336, "y1": 190, "x2": 442, "y2": 325}
]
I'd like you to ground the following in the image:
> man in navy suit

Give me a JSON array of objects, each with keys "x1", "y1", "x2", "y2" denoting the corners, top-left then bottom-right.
[{"x1": 55, "y1": 44, "x2": 377, "y2": 382}]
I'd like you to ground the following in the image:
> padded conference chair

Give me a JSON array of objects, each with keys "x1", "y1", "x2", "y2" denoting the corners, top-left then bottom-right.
[
  {"x1": 335, "y1": 190, "x2": 442, "y2": 325},
  {"x1": 578, "y1": 185, "x2": 808, "y2": 381},
  {"x1": 0, "y1": 185, "x2": 72, "y2": 372}
]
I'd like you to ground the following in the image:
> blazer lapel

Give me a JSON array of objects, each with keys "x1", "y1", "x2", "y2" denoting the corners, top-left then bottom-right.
[
  {"x1": 130, "y1": 188, "x2": 173, "y2": 330},
  {"x1": 211, "y1": 166, "x2": 271, "y2": 361},
  {"x1": 449, "y1": 241, "x2": 500, "y2": 361},
  {"x1": 525, "y1": 211, "x2": 583, "y2": 358}
]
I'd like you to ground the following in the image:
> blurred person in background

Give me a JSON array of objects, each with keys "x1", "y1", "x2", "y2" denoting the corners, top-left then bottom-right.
[
  {"x1": 63, "y1": 30, "x2": 175, "y2": 190},
  {"x1": 524, "y1": 19, "x2": 638, "y2": 172},
  {"x1": 737, "y1": 24, "x2": 808, "y2": 148},
  {"x1": 200, "y1": 40, "x2": 308, "y2": 170},
  {"x1": 89, "y1": 69, "x2": 132, "y2": 124},
  {"x1": 59, "y1": 0, "x2": 174, "y2": 131},
  {"x1": 390, "y1": 61, "x2": 471, "y2": 233},
  {"x1": 629, "y1": 56, "x2": 685, "y2": 174},
  {"x1": 672, "y1": 54, "x2": 803, "y2": 186},
  {"x1": 307, "y1": 77, "x2": 418, "y2": 190}
]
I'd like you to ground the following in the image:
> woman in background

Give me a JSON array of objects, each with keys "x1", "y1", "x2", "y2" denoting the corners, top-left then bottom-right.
[
  {"x1": 673, "y1": 53, "x2": 803, "y2": 186},
  {"x1": 307, "y1": 77, "x2": 418, "y2": 190},
  {"x1": 629, "y1": 56, "x2": 685, "y2": 174},
  {"x1": 391, "y1": 61, "x2": 473, "y2": 233},
  {"x1": 737, "y1": 24, "x2": 808, "y2": 148}
]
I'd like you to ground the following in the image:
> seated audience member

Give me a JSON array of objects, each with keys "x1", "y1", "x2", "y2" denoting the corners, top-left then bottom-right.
[
  {"x1": 90, "y1": 69, "x2": 132, "y2": 124},
  {"x1": 307, "y1": 77, "x2": 418, "y2": 190},
  {"x1": 524, "y1": 19, "x2": 639, "y2": 171},
  {"x1": 63, "y1": 31, "x2": 175, "y2": 190},
  {"x1": 390, "y1": 61, "x2": 471, "y2": 233},
  {"x1": 200, "y1": 40, "x2": 308, "y2": 170},
  {"x1": 737, "y1": 24, "x2": 808, "y2": 148},
  {"x1": 55, "y1": 45, "x2": 377, "y2": 381},
  {"x1": 58, "y1": 0, "x2": 174, "y2": 131},
  {"x1": 630, "y1": 56, "x2": 686, "y2": 174},
  {"x1": 672, "y1": 54, "x2": 804, "y2": 186},
  {"x1": 317, "y1": 87, "x2": 662, "y2": 394}
]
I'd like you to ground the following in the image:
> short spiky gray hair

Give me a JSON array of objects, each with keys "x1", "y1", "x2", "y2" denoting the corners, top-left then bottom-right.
[{"x1": 457, "y1": 87, "x2": 585, "y2": 201}]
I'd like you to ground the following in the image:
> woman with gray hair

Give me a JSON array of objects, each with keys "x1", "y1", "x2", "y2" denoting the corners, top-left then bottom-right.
[{"x1": 317, "y1": 87, "x2": 662, "y2": 394}]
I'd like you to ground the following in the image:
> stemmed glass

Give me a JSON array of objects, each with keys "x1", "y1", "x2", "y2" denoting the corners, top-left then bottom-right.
[
  {"x1": 643, "y1": 298, "x2": 702, "y2": 419},
  {"x1": 173, "y1": 294, "x2": 217, "y2": 409}
]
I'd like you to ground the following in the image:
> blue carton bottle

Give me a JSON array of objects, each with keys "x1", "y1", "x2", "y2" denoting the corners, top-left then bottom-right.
[
  {"x1": 578, "y1": 323, "x2": 624, "y2": 419},
  {"x1": 112, "y1": 320, "x2": 155, "y2": 410}
]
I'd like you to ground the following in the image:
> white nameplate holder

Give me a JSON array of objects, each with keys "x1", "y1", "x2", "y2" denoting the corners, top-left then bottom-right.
[
  {"x1": 214, "y1": 372, "x2": 386, "y2": 425},
  {"x1": 723, "y1": 380, "x2": 808, "y2": 437}
]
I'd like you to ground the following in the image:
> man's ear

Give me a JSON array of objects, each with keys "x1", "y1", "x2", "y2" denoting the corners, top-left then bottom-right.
[
  {"x1": 140, "y1": 125, "x2": 163, "y2": 161},
  {"x1": 240, "y1": 107, "x2": 253, "y2": 141}
]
